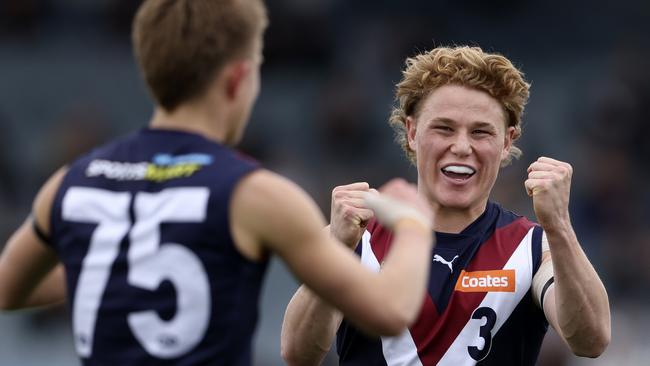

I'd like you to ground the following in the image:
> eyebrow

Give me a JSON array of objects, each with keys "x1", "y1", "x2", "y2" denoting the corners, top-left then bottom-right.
[
  {"x1": 430, "y1": 118, "x2": 497, "y2": 129},
  {"x1": 472, "y1": 121, "x2": 497, "y2": 130}
]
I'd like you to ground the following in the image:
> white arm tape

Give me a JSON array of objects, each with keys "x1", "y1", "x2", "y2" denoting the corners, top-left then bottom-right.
[
  {"x1": 362, "y1": 192, "x2": 430, "y2": 231},
  {"x1": 532, "y1": 258, "x2": 554, "y2": 309}
]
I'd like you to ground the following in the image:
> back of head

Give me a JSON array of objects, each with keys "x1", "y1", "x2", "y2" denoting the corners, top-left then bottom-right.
[
  {"x1": 132, "y1": 0, "x2": 268, "y2": 112},
  {"x1": 390, "y1": 46, "x2": 530, "y2": 166}
]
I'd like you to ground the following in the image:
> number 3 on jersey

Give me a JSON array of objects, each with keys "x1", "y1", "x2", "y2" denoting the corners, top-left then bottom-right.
[
  {"x1": 62, "y1": 187, "x2": 211, "y2": 359},
  {"x1": 468, "y1": 306, "x2": 497, "y2": 361}
]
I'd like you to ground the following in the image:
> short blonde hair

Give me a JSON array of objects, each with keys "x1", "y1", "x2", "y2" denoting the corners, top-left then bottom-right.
[
  {"x1": 133, "y1": 0, "x2": 268, "y2": 111},
  {"x1": 389, "y1": 46, "x2": 530, "y2": 166}
]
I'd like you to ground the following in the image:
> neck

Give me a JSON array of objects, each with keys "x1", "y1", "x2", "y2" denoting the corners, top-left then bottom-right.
[
  {"x1": 429, "y1": 199, "x2": 488, "y2": 234},
  {"x1": 149, "y1": 99, "x2": 232, "y2": 144}
]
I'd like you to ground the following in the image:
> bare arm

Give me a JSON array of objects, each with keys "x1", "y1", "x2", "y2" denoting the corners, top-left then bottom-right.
[
  {"x1": 0, "y1": 168, "x2": 68, "y2": 310},
  {"x1": 281, "y1": 284, "x2": 343, "y2": 366},
  {"x1": 541, "y1": 229, "x2": 610, "y2": 357},
  {"x1": 527, "y1": 157, "x2": 610, "y2": 357},
  {"x1": 281, "y1": 183, "x2": 382, "y2": 365},
  {"x1": 232, "y1": 172, "x2": 432, "y2": 339}
]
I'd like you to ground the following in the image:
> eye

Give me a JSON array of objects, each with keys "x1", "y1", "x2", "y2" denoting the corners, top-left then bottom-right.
[
  {"x1": 433, "y1": 125, "x2": 453, "y2": 132},
  {"x1": 472, "y1": 129, "x2": 492, "y2": 135}
]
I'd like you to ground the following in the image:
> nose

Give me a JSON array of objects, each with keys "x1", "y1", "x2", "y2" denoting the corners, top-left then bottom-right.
[{"x1": 449, "y1": 132, "x2": 472, "y2": 157}]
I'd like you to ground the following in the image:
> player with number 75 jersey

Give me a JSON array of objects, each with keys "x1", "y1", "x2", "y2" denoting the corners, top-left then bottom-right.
[
  {"x1": 0, "y1": 0, "x2": 436, "y2": 365},
  {"x1": 0, "y1": 126, "x2": 436, "y2": 365},
  {"x1": 0, "y1": 126, "x2": 433, "y2": 366}
]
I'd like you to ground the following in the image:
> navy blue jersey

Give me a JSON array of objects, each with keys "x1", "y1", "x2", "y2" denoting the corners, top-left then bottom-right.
[
  {"x1": 48, "y1": 128, "x2": 268, "y2": 366},
  {"x1": 337, "y1": 201, "x2": 547, "y2": 366}
]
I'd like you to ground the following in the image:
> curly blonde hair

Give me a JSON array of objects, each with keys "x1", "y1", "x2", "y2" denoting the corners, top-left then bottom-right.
[{"x1": 389, "y1": 46, "x2": 530, "y2": 166}]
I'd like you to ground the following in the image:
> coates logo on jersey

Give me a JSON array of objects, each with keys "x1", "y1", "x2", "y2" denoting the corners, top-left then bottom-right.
[{"x1": 454, "y1": 269, "x2": 516, "y2": 293}]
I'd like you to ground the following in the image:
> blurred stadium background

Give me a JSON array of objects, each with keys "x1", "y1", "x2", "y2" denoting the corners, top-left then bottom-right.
[{"x1": 1, "y1": 0, "x2": 649, "y2": 365}]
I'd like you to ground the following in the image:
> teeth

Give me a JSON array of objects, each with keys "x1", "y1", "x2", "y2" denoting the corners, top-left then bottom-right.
[{"x1": 443, "y1": 165, "x2": 475, "y2": 174}]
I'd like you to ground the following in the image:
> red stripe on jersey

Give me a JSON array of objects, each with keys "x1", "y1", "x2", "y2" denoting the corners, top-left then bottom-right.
[
  {"x1": 408, "y1": 295, "x2": 439, "y2": 358},
  {"x1": 366, "y1": 217, "x2": 534, "y2": 364},
  {"x1": 422, "y1": 217, "x2": 535, "y2": 364},
  {"x1": 367, "y1": 219, "x2": 392, "y2": 265}
]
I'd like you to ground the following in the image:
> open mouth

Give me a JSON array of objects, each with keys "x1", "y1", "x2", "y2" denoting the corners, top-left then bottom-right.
[{"x1": 441, "y1": 165, "x2": 476, "y2": 180}]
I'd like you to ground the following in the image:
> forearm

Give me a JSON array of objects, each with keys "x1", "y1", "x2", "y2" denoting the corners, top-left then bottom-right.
[
  {"x1": 281, "y1": 285, "x2": 342, "y2": 366},
  {"x1": 0, "y1": 221, "x2": 62, "y2": 311},
  {"x1": 0, "y1": 263, "x2": 65, "y2": 311},
  {"x1": 546, "y1": 222, "x2": 610, "y2": 356}
]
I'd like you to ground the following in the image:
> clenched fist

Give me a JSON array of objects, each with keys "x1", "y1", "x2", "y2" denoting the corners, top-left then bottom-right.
[
  {"x1": 525, "y1": 157, "x2": 572, "y2": 231},
  {"x1": 330, "y1": 180, "x2": 434, "y2": 249},
  {"x1": 330, "y1": 182, "x2": 377, "y2": 249}
]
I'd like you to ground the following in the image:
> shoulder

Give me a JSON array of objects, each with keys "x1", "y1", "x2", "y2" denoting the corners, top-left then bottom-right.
[
  {"x1": 33, "y1": 167, "x2": 69, "y2": 235},
  {"x1": 64, "y1": 131, "x2": 142, "y2": 172},
  {"x1": 490, "y1": 202, "x2": 545, "y2": 272},
  {"x1": 231, "y1": 169, "x2": 325, "y2": 234},
  {"x1": 491, "y1": 201, "x2": 537, "y2": 231},
  {"x1": 232, "y1": 169, "x2": 313, "y2": 209},
  {"x1": 230, "y1": 169, "x2": 326, "y2": 253}
]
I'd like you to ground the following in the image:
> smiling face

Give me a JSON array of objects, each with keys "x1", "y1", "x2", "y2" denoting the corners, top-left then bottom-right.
[{"x1": 406, "y1": 84, "x2": 515, "y2": 215}]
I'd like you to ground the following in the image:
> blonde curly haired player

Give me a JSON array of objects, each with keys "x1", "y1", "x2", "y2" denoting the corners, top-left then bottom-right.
[
  {"x1": 389, "y1": 46, "x2": 528, "y2": 167},
  {"x1": 282, "y1": 45, "x2": 610, "y2": 366}
]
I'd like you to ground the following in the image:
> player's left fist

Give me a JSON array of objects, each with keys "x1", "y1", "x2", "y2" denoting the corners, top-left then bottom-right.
[{"x1": 524, "y1": 157, "x2": 572, "y2": 230}]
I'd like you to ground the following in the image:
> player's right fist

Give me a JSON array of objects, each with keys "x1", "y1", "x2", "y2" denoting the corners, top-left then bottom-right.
[{"x1": 330, "y1": 182, "x2": 376, "y2": 249}]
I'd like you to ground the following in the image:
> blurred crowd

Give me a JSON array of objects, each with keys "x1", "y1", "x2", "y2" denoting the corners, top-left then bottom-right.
[{"x1": 1, "y1": 1, "x2": 649, "y2": 365}]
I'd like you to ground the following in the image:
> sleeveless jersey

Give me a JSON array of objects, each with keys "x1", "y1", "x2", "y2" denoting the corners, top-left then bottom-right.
[
  {"x1": 48, "y1": 128, "x2": 268, "y2": 366},
  {"x1": 337, "y1": 201, "x2": 547, "y2": 366}
]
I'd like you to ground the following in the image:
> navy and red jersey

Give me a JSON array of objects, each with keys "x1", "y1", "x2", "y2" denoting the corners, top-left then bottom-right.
[
  {"x1": 337, "y1": 201, "x2": 547, "y2": 366},
  {"x1": 48, "y1": 128, "x2": 268, "y2": 366}
]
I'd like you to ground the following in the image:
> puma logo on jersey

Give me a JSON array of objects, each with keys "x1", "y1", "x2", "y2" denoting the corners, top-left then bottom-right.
[
  {"x1": 455, "y1": 269, "x2": 516, "y2": 292},
  {"x1": 433, "y1": 254, "x2": 459, "y2": 273}
]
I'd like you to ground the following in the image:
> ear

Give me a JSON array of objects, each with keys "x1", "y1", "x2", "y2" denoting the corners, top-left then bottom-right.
[
  {"x1": 406, "y1": 116, "x2": 418, "y2": 151},
  {"x1": 501, "y1": 126, "x2": 516, "y2": 160},
  {"x1": 225, "y1": 60, "x2": 252, "y2": 100}
]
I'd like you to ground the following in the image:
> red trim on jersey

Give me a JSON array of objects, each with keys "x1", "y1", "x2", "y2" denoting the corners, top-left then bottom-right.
[
  {"x1": 408, "y1": 295, "x2": 439, "y2": 359},
  {"x1": 422, "y1": 217, "x2": 534, "y2": 364},
  {"x1": 367, "y1": 219, "x2": 392, "y2": 264},
  {"x1": 366, "y1": 216, "x2": 535, "y2": 365}
]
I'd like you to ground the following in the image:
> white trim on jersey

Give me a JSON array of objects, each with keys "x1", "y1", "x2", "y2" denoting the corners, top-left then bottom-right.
[
  {"x1": 532, "y1": 230, "x2": 554, "y2": 309},
  {"x1": 437, "y1": 227, "x2": 535, "y2": 365},
  {"x1": 361, "y1": 231, "x2": 425, "y2": 366},
  {"x1": 541, "y1": 230, "x2": 550, "y2": 252},
  {"x1": 360, "y1": 231, "x2": 380, "y2": 272},
  {"x1": 359, "y1": 227, "x2": 536, "y2": 366}
]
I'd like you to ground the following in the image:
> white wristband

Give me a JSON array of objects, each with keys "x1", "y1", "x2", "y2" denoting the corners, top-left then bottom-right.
[{"x1": 362, "y1": 192, "x2": 430, "y2": 231}]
